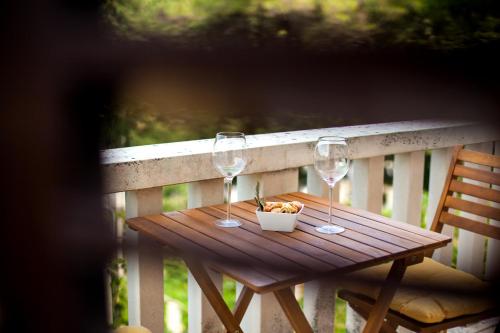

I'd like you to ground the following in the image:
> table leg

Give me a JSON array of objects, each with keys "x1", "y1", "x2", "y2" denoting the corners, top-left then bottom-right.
[
  {"x1": 274, "y1": 287, "x2": 314, "y2": 333},
  {"x1": 185, "y1": 259, "x2": 243, "y2": 333},
  {"x1": 362, "y1": 258, "x2": 407, "y2": 333},
  {"x1": 233, "y1": 286, "x2": 254, "y2": 324},
  {"x1": 351, "y1": 302, "x2": 398, "y2": 333}
]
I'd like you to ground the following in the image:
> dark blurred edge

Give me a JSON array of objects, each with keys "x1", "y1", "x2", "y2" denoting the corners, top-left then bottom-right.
[{"x1": 0, "y1": 1, "x2": 499, "y2": 333}]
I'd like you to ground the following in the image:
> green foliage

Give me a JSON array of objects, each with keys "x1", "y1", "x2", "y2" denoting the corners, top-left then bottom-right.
[
  {"x1": 104, "y1": 0, "x2": 500, "y2": 51},
  {"x1": 164, "y1": 258, "x2": 188, "y2": 332},
  {"x1": 163, "y1": 184, "x2": 188, "y2": 212},
  {"x1": 108, "y1": 258, "x2": 128, "y2": 328},
  {"x1": 420, "y1": 191, "x2": 429, "y2": 228},
  {"x1": 223, "y1": 276, "x2": 237, "y2": 310},
  {"x1": 335, "y1": 296, "x2": 347, "y2": 333}
]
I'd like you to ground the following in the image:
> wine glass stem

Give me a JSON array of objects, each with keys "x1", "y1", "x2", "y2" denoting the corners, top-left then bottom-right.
[
  {"x1": 329, "y1": 184, "x2": 334, "y2": 225},
  {"x1": 225, "y1": 177, "x2": 233, "y2": 220}
]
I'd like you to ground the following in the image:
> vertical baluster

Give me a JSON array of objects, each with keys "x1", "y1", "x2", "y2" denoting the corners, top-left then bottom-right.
[
  {"x1": 237, "y1": 168, "x2": 299, "y2": 333},
  {"x1": 187, "y1": 179, "x2": 225, "y2": 333},
  {"x1": 426, "y1": 148, "x2": 454, "y2": 265},
  {"x1": 351, "y1": 157, "x2": 385, "y2": 213},
  {"x1": 392, "y1": 151, "x2": 425, "y2": 227},
  {"x1": 347, "y1": 157, "x2": 385, "y2": 333},
  {"x1": 301, "y1": 166, "x2": 339, "y2": 333},
  {"x1": 486, "y1": 141, "x2": 500, "y2": 280},
  {"x1": 103, "y1": 193, "x2": 116, "y2": 326},
  {"x1": 457, "y1": 142, "x2": 494, "y2": 277},
  {"x1": 125, "y1": 187, "x2": 165, "y2": 333},
  {"x1": 305, "y1": 165, "x2": 339, "y2": 200}
]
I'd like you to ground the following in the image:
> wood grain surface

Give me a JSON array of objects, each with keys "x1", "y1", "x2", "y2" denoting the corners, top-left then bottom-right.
[{"x1": 127, "y1": 192, "x2": 451, "y2": 293}]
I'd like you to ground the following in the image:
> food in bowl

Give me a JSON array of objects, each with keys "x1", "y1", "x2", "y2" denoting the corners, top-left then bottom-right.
[
  {"x1": 262, "y1": 201, "x2": 303, "y2": 213},
  {"x1": 254, "y1": 182, "x2": 303, "y2": 232}
]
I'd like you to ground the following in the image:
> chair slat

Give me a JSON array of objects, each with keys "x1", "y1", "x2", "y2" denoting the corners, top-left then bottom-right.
[
  {"x1": 457, "y1": 149, "x2": 500, "y2": 168},
  {"x1": 449, "y1": 180, "x2": 500, "y2": 203},
  {"x1": 453, "y1": 164, "x2": 500, "y2": 186},
  {"x1": 444, "y1": 196, "x2": 500, "y2": 220},
  {"x1": 439, "y1": 211, "x2": 500, "y2": 240},
  {"x1": 340, "y1": 145, "x2": 500, "y2": 333}
]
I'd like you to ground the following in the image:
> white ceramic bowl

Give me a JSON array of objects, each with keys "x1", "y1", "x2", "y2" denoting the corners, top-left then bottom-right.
[{"x1": 255, "y1": 204, "x2": 303, "y2": 232}]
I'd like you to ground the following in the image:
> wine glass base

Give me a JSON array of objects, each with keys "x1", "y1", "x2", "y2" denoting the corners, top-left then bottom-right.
[
  {"x1": 215, "y1": 219, "x2": 242, "y2": 228},
  {"x1": 316, "y1": 225, "x2": 345, "y2": 234}
]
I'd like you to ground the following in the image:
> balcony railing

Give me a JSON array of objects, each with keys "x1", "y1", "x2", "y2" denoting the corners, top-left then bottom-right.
[{"x1": 101, "y1": 120, "x2": 499, "y2": 333}]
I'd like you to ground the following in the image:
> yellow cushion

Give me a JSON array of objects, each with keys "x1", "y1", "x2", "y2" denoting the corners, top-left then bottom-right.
[
  {"x1": 341, "y1": 258, "x2": 495, "y2": 323},
  {"x1": 115, "y1": 326, "x2": 152, "y2": 333}
]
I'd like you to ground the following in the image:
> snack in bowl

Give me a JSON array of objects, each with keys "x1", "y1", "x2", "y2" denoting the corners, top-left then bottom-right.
[
  {"x1": 263, "y1": 201, "x2": 303, "y2": 214},
  {"x1": 254, "y1": 182, "x2": 303, "y2": 232}
]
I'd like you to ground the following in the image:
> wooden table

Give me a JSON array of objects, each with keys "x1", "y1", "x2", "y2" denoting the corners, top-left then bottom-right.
[{"x1": 127, "y1": 192, "x2": 451, "y2": 333}]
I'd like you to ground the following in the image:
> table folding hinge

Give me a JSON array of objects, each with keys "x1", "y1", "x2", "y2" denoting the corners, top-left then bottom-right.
[{"x1": 404, "y1": 253, "x2": 424, "y2": 266}]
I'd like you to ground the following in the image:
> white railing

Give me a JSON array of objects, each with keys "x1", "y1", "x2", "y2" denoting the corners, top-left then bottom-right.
[{"x1": 101, "y1": 120, "x2": 499, "y2": 333}]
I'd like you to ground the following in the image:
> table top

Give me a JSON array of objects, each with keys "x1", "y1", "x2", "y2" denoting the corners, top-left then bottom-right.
[{"x1": 127, "y1": 192, "x2": 451, "y2": 293}]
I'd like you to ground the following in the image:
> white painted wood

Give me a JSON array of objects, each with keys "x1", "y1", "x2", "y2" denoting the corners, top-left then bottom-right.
[
  {"x1": 125, "y1": 187, "x2": 165, "y2": 333},
  {"x1": 348, "y1": 157, "x2": 386, "y2": 333},
  {"x1": 457, "y1": 142, "x2": 493, "y2": 278},
  {"x1": 102, "y1": 121, "x2": 498, "y2": 193},
  {"x1": 351, "y1": 157, "x2": 385, "y2": 214},
  {"x1": 346, "y1": 304, "x2": 366, "y2": 333},
  {"x1": 303, "y1": 279, "x2": 335, "y2": 333},
  {"x1": 187, "y1": 179, "x2": 225, "y2": 333},
  {"x1": 392, "y1": 151, "x2": 425, "y2": 227},
  {"x1": 187, "y1": 269, "x2": 223, "y2": 333},
  {"x1": 166, "y1": 300, "x2": 184, "y2": 333},
  {"x1": 426, "y1": 147, "x2": 455, "y2": 265},
  {"x1": 187, "y1": 178, "x2": 225, "y2": 208},
  {"x1": 105, "y1": 270, "x2": 113, "y2": 325},
  {"x1": 485, "y1": 141, "x2": 500, "y2": 281},
  {"x1": 102, "y1": 194, "x2": 116, "y2": 326},
  {"x1": 237, "y1": 168, "x2": 299, "y2": 201},
  {"x1": 448, "y1": 317, "x2": 499, "y2": 333},
  {"x1": 303, "y1": 166, "x2": 338, "y2": 332},
  {"x1": 306, "y1": 165, "x2": 339, "y2": 200},
  {"x1": 237, "y1": 169, "x2": 299, "y2": 333}
]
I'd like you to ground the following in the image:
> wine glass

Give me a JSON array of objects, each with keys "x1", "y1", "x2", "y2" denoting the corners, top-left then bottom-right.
[
  {"x1": 314, "y1": 136, "x2": 350, "y2": 234},
  {"x1": 212, "y1": 132, "x2": 247, "y2": 227}
]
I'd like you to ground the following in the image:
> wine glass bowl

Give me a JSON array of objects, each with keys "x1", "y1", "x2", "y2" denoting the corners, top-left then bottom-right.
[
  {"x1": 314, "y1": 136, "x2": 350, "y2": 234},
  {"x1": 212, "y1": 132, "x2": 247, "y2": 228}
]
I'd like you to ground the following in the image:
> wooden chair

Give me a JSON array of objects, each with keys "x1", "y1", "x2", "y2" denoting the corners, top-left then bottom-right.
[{"x1": 339, "y1": 145, "x2": 500, "y2": 333}]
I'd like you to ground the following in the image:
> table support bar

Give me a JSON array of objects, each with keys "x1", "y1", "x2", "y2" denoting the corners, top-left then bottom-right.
[{"x1": 362, "y1": 258, "x2": 407, "y2": 333}]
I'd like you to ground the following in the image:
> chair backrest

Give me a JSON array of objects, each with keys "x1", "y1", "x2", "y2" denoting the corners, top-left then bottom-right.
[{"x1": 429, "y1": 145, "x2": 500, "y2": 242}]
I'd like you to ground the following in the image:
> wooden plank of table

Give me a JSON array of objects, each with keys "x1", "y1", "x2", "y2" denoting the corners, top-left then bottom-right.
[
  {"x1": 240, "y1": 199, "x2": 417, "y2": 254},
  {"x1": 182, "y1": 208, "x2": 334, "y2": 272},
  {"x1": 268, "y1": 196, "x2": 417, "y2": 252},
  {"x1": 199, "y1": 206, "x2": 354, "y2": 268},
  {"x1": 279, "y1": 194, "x2": 432, "y2": 247},
  {"x1": 225, "y1": 203, "x2": 373, "y2": 263},
  {"x1": 286, "y1": 192, "x2": 449, "y2": 243},
  {"x1": 128, "y1": 216, "x2": 278, "y2": 291},
  {"x1": 236, "y1": 199, "x2": 420, "y2": 255},
  {"x1": 145, "y1": 214, "x2": 298, "y2": 282},
  {"x1": 232, "y1": 201, "x2": 434, "y2": 273},
  {"x1": 162, "y1": 211, "x2": 309, "y2": 275},
  {"x1": 298, "y1": 207, "x2": 416, "y2": 251}
]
